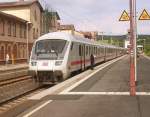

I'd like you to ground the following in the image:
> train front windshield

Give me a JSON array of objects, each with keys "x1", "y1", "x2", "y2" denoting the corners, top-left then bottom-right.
[{"x1": 32, "y1": 39, "x2": 68, "y2": 60}]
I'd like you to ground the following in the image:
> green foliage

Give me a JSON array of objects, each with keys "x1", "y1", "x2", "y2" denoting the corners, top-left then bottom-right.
[{"x1": 137, "y1": 36, "x2": 150, "y2": 56}]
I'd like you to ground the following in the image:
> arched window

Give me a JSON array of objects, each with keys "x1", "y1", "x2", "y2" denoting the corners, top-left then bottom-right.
[
  {"x1": 0, "y1": 19, "x2": 5, "y2": 36},
  {"x1": 0, "y1": 46, "x2": 5, "y2": 60},
  {"x1": 7, "y1": 45, "x2": 12, "y2": 59},
  {"x1": 13, "y1": 44, "x2": 17, "y2": 59}
]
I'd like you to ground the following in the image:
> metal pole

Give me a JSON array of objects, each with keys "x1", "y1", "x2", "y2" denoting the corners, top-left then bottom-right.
[
  {"x1": 133, "y1": 0, "x2": 137, "y2": 82},
  {"x1": 129, "y1": 0, "x2": 136, "y2": 96},
  {"x1": 26, "y1": 22, "x2": 29, "y2": 63}
]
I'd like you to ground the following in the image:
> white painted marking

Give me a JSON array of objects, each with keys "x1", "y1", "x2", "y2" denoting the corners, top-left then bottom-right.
[
  {"x1": 61, "y1": 92, "x2": 150, "y2": 96},
  {"x1": 61, "y1": 56, "x2": 125, "y2": 94},
  {"x1": 61, "y1": 92, "x2": 130, "y2": 95},
  {"x1": 23, "y1": 100, "x2": 52, "y2": 117},
  {"x1": 136, "y1": 92, "x2": 150, "y2": 95}
]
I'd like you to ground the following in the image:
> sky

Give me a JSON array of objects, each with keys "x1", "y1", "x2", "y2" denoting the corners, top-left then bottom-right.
[{"x1": 0, "y1": 0, "x2": 150, "y2": 35}]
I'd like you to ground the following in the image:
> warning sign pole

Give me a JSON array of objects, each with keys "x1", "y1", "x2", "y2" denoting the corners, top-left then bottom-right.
[
  {"x1": 133, "y1": 0, "x2": 137, "y2": 83},
  {"x1": 129, "y1": 0, "x2": 136, "y2": 96}
]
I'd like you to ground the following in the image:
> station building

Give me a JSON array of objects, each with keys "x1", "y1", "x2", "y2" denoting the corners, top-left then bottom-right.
[
  {"x1": 0, "y1": 0, "x2": 60, "y2": 64},
  {"x1": 0, "y1": 11, "x2": 28, "y2": 64}
]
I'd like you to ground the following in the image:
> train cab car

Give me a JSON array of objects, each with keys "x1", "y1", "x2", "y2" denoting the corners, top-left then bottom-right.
[{"x1": 29, "y1": 32, "x2": 126, "y2": 83}]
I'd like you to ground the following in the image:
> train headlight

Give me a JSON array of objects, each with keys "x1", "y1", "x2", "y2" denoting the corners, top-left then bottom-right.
[
  {"x1": 55, "y1": 61, "x2": 63, "y2": 66},
  {"x1": 31, "y1": 61, "x2": 37, "y2": 66}
]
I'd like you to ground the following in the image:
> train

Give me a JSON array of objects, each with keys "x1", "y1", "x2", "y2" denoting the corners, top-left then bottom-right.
[{"x1": 29, "y1": 32, "x2": 126, "y2": 83}]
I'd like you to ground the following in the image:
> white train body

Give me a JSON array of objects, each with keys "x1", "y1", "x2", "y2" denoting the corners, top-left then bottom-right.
[{"x1": 29, "y1": 32, "x2": 125, "y2": 82}]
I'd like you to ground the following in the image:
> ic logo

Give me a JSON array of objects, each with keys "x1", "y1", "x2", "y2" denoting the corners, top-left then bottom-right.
[{"x1": 42, "y1": 62, "x2": 48, "y2": 66}]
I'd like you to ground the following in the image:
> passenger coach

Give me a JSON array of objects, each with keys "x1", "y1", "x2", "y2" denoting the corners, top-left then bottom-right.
[{"x1": 29, "y1": 32, "x2": 125, "y2": 83}]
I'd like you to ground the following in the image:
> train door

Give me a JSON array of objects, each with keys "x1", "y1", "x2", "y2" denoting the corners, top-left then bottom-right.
[
  {"x1": 79, "y1": 45, "x2": 82, "y2": 71},
  {"x1": 83, "y1": 45, "x2": 86, "y2": 70},
  {"x1": 79, "y1": 44, "x2": 86, "y2": 71}
]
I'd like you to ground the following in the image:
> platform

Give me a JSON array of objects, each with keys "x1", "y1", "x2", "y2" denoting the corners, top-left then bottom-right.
[{"x1": 2, "y1": 55, "x2": 150, "y2": 117}]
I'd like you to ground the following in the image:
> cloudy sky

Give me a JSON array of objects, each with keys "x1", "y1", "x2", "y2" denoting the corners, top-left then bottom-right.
[{"x1": 0, "y1": 0, "x2": 150, "y2": 35}]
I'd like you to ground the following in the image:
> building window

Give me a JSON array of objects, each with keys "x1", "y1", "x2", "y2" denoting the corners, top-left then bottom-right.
[
  {"x1": 12, "y1": 22, "x2": 16, "y2": 37},
  {"x1": 0, "y1": 19, "x2": 5, "y2": 36},
  {"x1": 33, "y1": 28, "x2": 35, "y2": 39},
  {"x1": 24, "y1": 25, "x2": 26, "y2": 39},
  {"x1": 20, "y1": 24, "x2": 22, "y2": 38},
  {"x1": 0, "y1": 46, "x2": 5, "y2": 60},
  {"x1": 34, "y1": 10, "x2": 37, "y2": 21},
  {"x1": 7, "y1": 21, "x2": 11, "y2": 36},
  {"x1": 36, "y1": 28, "x2": 38, "y2": 38}
]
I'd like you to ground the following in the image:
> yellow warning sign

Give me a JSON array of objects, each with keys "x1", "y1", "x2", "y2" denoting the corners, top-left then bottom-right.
[
  {"x1": 119, "y1": 10, "x2": 130, "y2": 21},
  {"x1": 139, "y1": 9, "x2": 150, "y2": 20}
]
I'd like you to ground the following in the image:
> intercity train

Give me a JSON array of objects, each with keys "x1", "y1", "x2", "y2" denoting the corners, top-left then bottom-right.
[{"x1": 29, "y1": 32, "x2": 126, "y2": 83}]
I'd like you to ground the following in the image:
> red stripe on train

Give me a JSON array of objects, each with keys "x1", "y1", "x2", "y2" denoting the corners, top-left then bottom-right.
[{"x1": 71, "y1": 56, "x2": 105, "y2": 66}]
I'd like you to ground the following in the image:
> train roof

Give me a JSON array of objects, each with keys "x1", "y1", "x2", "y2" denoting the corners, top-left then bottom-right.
[
  {"x1": 37, "y1": 32, "x2": 94, "y2": 44},
  {"x1": 37, "y1": 32, "x2": 124, "y2": 49}
]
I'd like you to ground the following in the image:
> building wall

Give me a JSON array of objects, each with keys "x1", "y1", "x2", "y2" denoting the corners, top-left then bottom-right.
[
  {"x1": 0, "y1": 6, "x2": 30, "y2": 22},
  {"x1": 50, "y1": 15, "x2": 59, "y2": 32},
  {"x1": 30, "y1": 3, "x2": 42, "y2": 42},
  {"x1": 74, "y1": 31, "x2": 84, "y2": 37},
  {"x1": 0, "y1": 2, "x2": 43, "y2": 43},
  {"x1": 59, "y1": 30, "x2": 74, "y2": 35},
  {"x1": 0, "y1": 16, "x2": 28, "y2": 64}
]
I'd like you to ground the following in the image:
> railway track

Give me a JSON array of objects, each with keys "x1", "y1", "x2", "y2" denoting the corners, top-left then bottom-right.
[
  {"x1": 0, "y1": 86, "x2": 50, "y2": 115},
  {"x1": 0, "y1": 76, "x2": 39, "y2": 110},
  {"x1": 0, "y1": 75, "x2": 53, "y2": 115},
  {"x1": 0, "y1": 76, "x2": 31, "y2": 87}
]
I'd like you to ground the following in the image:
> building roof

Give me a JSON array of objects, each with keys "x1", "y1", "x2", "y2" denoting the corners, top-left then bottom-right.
[
  {"x1": 0, "y1": 0, "x2": 43, "y2": 11},
  {"x1": 52, "y1": 12, "x2": 60, "y2": 20},
  {"x1": 59, "y1": 24, "x2": 75, "y2": 31},
  {"x1": 0, "y1": 11, "x2": 28, "y2": 23}
]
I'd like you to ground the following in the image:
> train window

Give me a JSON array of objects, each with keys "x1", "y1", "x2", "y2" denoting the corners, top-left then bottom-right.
[
  {"x1": 101, "y1": 48, "x2": 103, "y2": 55},
  {"x1": 92, "y1": 47, "x2": 94, "y2": 54},
  {"x1": 79, "y1": 45, "x2": 81, "y2": 56},
  {"x1": 96, "y1": 47, "x2": 98, "y2": 55},
  {"x1": 89, "y1": 46, "x2": 91, "y2": 55},
  {"x1": 88, "y1": 46, "x2": 89, "y2": 55},
  {"x1": 71, "y1": 42, "x2": 74, "y2": 50},
  {"x1": 88, "y1": 46, "x2": 90, "y2": 55},
  {"x1": 86, "y1": 46, "x2": 88, "y2": 55}
]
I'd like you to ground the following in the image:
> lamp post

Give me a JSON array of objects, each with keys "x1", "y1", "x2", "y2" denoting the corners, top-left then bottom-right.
[{"x1": 26, "y1": 22, "x2": 32, "y2": 63}]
